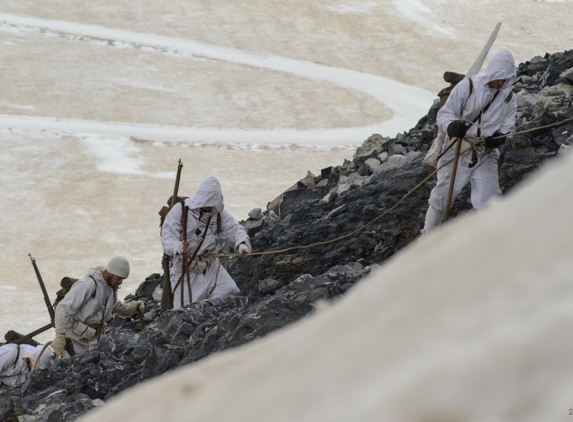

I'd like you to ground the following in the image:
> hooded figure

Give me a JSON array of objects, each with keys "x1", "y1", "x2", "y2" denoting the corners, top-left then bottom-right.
[
  {"x1": 161, "y1": 177, "x2": 251, "y2": 308},
  {"x1": 0, "y1": 343, "x2": 54, "y2": 389},
  {"x1": 422, "y1": 49, "x2": 518, "y2": 234}
]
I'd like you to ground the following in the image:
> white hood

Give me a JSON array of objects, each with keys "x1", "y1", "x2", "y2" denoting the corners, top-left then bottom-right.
[
  {"x1": 474, "y1": 49, "x2": 516, "y2": 90},
  {"x1": 186, "y1": 177, "x2": 224, "y2": 214}
]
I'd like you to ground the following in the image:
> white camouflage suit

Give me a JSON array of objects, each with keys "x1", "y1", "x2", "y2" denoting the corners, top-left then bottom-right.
[
  {"x1": 161, "y1": 177, "x2": 251, "y2": 308},
  {"x1": 54, "y1": 267, "x2": 119, "y2": 354},
  {"x1": 425, "y1": 49, "x2": 518, "y2": 231},
  {"x1": 0, "y1": 344, "x2": 54, "y2": 389}
]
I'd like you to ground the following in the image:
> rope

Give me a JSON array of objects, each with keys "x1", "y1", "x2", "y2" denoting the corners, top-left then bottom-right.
[
  {"x1": 32, "y1": 341, "x2": 53, "y2": 371},
  {"x1": 205, "y1": 260, "x2": 221, "y2": 300},
  {"x1": 509, "y1": 116, "x2": 573, "y2": 137},
  {"x1": 206, "y1": 117, "x2": 573, "y2": 261},
  {"x1": 204, "y1": 151, "x2": 460, "y2": 260}
]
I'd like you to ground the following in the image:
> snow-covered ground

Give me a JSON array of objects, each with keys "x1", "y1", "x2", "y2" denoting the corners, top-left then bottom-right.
[{"x1": 0, "y1": 0, "x2": 571, "y2": 341}]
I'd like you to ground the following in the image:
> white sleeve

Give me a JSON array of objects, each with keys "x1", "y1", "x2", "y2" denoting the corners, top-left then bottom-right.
[
  {"x1": 161, "y1": 203, "x2": 184, "y2": 256},
  {"x1": 54, "y1": 278, "x2": 97, "y2": 334},
  {"x1": 499, "y1": 95, "x2": 517, "y2": 135},
  {"x1": 436, "y1": 78, "x2": 472, "y2": 133},
  {"x1": 0, "y1": 345, "x2": 19, "y2": 373},
  {"x1": 218, "y1": 211, "x2": 251, "y2": 252}
]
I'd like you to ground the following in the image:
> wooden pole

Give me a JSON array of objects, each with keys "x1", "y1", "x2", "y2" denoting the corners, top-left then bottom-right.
[
  {"x1": 443, "y1": 138, "x2": 462, "y2": 222},
  {"x1": 160, "y1": 159, "x2": 183, "y2": 309}
]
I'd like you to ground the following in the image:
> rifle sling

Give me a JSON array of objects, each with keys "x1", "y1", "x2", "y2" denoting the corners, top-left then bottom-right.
[{"x1": 88, "y1": 275, "x2": 108, "y2": 342}]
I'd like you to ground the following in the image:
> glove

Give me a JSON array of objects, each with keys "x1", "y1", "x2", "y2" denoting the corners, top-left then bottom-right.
[
  {"x1": 484, "y1": 131, "x2": 507, "y2": 148},
  {"x1": 238, "y1": 243, "x2": 250, "y2": 256},
  {"x1": 447, "y1": 120, "x2": 471, "y2": 139},
  {"x1": 124, "y1": 300, "x2": 145, "y2": 315},
  {"x1": 51, "y1": 333, "x2": 67, "y2": 355}
]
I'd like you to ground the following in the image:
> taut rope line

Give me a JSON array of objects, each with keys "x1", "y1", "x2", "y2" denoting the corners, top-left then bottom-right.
[{"x1": 207, "y1": 117, "x2": 573, "y2": 260}]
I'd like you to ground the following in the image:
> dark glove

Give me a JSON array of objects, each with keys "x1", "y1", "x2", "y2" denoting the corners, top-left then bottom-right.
[
  {"x1": 484, "y1": 131, "x2": 507, "y2": 148},
  {"x1": 447, "y1": 120, "x2": 471, "y2": 139}
]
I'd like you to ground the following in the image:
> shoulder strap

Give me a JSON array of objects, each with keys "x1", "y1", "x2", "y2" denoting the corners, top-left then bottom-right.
[
  {"x1": 217, "y1": 213, "x2": 221, "y2": 233},
  {"x1": 436, "y1": 77, "x2": 482, "y2": 160},
  {"x1": 460, "y1": 78, "x2": 473, "y2": 116},
  {"x1": 89, "y1": 274, "x2": 110, "y2": 342},
  {"x1": 15, "y1": 345, "x2": 20, "y2": 367},
  {"x1": 505, "y1": 91, "x2": 513, "y2": 103},
  {"x1": 88, "y1": 275, "x2": 98, "y2": 299}
]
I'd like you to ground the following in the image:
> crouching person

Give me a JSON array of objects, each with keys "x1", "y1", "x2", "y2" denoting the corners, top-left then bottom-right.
[
  {"x1": 51, "y1": 256, "x2": 144, "y2": 357},
  {"x1": 0, "y1": 343, "x2": 54, "y2": 389}
]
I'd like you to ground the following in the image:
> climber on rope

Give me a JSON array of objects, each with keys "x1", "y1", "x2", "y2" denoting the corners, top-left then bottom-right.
[
  {"x1": 51, "y1": 256, "x2": 145, "y2": 357},
  {"x1": 161, "y1": 176, "x2": 251, "y2": 308},
  {"x1": 422, "y1": 49, "x2": 518, "y2": 234}
]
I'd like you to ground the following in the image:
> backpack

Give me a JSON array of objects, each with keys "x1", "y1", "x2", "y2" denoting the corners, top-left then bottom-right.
[{"x1": 53, "y1": 276, "x2": 97, "y2": 309}]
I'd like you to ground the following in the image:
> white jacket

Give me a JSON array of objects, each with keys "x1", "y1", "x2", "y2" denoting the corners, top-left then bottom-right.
[
  {"x1": 437, "y1": 49, "x2": 518, "y2": 143},
  {"x1": 161, "y1": 177, "x2": 251, "y2": 260},
  {"x1": 54, "y1": 266, "x2": 118, "y2": 344},
  {"x1": 161, "y1": 177, "x2": 250, "y2": 305},
  {"x1": 0, "y1": 344, "x2": 54, "y2": 388}
]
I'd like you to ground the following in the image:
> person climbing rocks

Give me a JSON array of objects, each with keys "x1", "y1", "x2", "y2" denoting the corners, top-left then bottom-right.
[
  {"x1": 422, "y1": 49, "x2": 518, "y2": 234},
  {"x1": 161, "y1": 176, "x2": 251, "y2": 308},
  {"x1": 51, "y1": 256, "x2": 144, "y2": 356}
]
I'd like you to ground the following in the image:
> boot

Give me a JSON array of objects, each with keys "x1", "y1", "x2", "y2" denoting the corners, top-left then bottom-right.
[{"x1": 421, "y1": 206, "x2": 444, "y2": 235}]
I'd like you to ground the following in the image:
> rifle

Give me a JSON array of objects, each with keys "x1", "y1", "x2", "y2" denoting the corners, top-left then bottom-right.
[
  {"x1": 29, "y1": 254, "x2": 55, "y2": 322},
  {"x1": 172, "y1": 214, "x2": 212, "y2": 302},
  {"x1": 160, "y1": 159, "x2": 183, "y2": 309},
  {"x1": 29, "y1": 254, "x2": 75, "y2": 356},
  {"x1": 7, "y1": 324, "x2": 52, "y2": 345},
  {"x1": 171, "y1": 159, "x2": 183, "y2": 210}
]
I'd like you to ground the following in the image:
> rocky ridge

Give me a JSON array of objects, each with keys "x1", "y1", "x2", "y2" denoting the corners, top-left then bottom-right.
[{"x1": 1, "y1": 50, "x2": 572, "y2": 422}]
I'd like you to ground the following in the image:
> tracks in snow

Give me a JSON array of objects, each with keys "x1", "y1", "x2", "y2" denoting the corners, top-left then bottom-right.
[{"x1": 0, "y1": 12, "x2": 436, "y2": 145}]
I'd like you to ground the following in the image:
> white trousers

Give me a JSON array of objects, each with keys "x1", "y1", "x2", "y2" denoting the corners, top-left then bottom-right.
[
  {"x1": 170, "y1": 259, "x2": 240, "y2": 309},
  {"x1": 428, "y1": 146, "x2": 502, "y2": 213}
]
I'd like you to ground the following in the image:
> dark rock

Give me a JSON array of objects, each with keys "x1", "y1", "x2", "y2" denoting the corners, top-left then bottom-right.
[
  {"x1": 244, "y1": 218, "x2": 265, "y2": 238},
  {"x1": 133, "y1": 273, "x2": 163, "y2": 299},
  {"x1": 248, "y1": 208, "x2": 263, "y2": 220},
  {"x1": 328, "y1": 204, "x2": 348, "y2": 219}
]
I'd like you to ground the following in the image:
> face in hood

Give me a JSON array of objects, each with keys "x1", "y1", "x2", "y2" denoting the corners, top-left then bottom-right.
[
  {"x1": 187, "y1": 177, "x2": 224, "y2": 214},
  {"x1": 480, "y1": 49, "x2": 516, "y2": 89}
]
